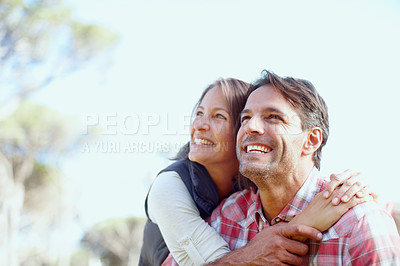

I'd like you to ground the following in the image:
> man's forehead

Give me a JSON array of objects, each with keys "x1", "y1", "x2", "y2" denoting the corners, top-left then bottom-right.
[{"x1": 245, "y1": 85, "x2": 290, "y2": 111}]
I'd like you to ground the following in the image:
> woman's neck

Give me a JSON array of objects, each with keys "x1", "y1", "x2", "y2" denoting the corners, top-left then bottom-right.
[{"x1": 204, "y1": 160, "x2": 238, "y2": 201}]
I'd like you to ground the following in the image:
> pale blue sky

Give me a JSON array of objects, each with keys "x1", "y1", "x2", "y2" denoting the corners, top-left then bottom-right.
[{"x1": 32, "y1": 0, "x2": 400, "y2": 227}]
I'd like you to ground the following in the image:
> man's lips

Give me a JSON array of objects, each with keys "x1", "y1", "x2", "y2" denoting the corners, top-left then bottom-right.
[{"x1": 243, "y1": 144, "x2": 273, "y2": 154}]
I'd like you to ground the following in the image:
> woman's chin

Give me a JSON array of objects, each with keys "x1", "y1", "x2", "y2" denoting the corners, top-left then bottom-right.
[{"x1": 188, "y1": 151, "x2": 211, "y2": 165}]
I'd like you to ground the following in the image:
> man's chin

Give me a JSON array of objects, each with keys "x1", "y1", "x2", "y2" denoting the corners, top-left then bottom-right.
[{"x1": 239, "y1": 163, "x2": 268, "y2": 179}]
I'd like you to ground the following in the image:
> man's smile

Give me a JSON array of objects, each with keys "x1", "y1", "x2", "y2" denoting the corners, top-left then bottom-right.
[{"x1": 246, "y1": 145, "x2": 272, "y2": 154}]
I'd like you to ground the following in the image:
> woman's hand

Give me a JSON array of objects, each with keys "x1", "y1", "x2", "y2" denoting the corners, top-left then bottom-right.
[
  {"x1": 323, "y1": 169, "x2": 378, "y2": 205},
  {"x1": 290, "y1": 188, "x2": 373, "y2": 236},
  {"x1": 290, "y1": 169, "x2": 375, "y2": 242}
]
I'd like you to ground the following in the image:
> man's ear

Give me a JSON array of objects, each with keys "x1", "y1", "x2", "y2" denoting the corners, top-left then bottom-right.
[{"x1": 303, "y1": 127, "x2": 322, "y2": 155}]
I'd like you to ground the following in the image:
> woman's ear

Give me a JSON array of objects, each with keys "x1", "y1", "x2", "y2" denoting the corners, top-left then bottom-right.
[{"x1": 303, "y1": 127, "x2": 322, "y2": 155}]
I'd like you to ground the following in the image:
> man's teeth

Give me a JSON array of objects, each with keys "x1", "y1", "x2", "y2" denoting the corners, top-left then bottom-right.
[
  {"x1": 194, "y1": 138, "x2": 214, "y2": 145},
  {"x1": 246, "y1": 145, "x2": 271, "y2": 154}
]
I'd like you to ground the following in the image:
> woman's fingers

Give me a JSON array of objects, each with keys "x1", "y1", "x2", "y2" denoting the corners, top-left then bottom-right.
[
  {"x1": 337, "y1": 182, "x2": 364, "y2": 203},
  {"x1": 331, "y1": 173, "x2": 364, "y2": 205},
  {"x1": 332, "y1": 173, "x2": 361, "y2": 203},
  {"x1": 323, "y1": 170, "x2": 357, "y2": 199},
  {"x1": 356, "y1": 186, "x2": 369, "y2": 198},
  {"x1": 323, "y1": 170, "x2": 377, "y2": 206},
  {"x1": 342, "y1": 193, "x2": 374, "y2": 210}
]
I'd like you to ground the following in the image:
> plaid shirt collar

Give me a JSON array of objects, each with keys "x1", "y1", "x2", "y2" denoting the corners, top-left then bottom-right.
[
  {"x1": 244, "y1": 189, "x2": 264, "y2": 228},
  {"x1": 247, "y1": 167, "x2": 327, "y2": 228}
]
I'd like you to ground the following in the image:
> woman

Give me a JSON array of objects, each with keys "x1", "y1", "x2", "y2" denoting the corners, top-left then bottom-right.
[{"x1": 139, "y1": 78, "x2": 371, "y2": 266}]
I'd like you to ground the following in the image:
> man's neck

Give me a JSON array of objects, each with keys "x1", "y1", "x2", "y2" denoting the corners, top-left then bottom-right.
[{"x1": 258, "y1": 163, "x2": 314, "y2": 223}]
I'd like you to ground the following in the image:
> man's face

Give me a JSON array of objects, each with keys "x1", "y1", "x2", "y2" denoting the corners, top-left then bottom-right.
[{"x1": 236, "y1": 85, "x2": 307, "y2": 187}]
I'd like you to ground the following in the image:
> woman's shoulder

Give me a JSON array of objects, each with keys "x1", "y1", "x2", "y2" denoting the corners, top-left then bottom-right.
[
  {"x1": 150, "y1": 170, "x2": 184, "y2": 195},
  {"x1": 157, "y1": 159, "x2": 190, "y2": 176},
  {"x1": 151, "y1": 159, "x2": 189, "y2": 190},
  {"x1": 147, "y1": 169, "x2": 200, "y2": 222}
]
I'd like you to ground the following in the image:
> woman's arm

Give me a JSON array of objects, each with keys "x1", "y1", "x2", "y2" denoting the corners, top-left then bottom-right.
[
  {"x1": 290, "y1": 170, "x2": 373, "y2": 240},
  {"x1": 290, "y1": 188, "x2": 373, "y2": 232},
  {"x1": 147, "y1": 171, "x2": 230, "y2": 265}
]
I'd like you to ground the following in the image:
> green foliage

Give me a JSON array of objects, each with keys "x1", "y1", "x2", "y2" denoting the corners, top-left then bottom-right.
[
  {"x1": 0, "y1": 1, "x2": 119, "y2": 264},
  {"x1": 70, "y1": 248, "x2": 92, "y2": 266},
  {"x1": 70, "y1": 21, "x2": 119, "y2": 62},
  {"x1": 0, "y1": 101, "x2": 80, "y2": 235},
  {"x1": 89, "y1": 216, "x2": 146, "y2": 233},
  {"x1": 24, "y1": 161, "x2": 58, "y2": 190},
  {"x1": 0, "y1": 101, "x2": 79, "y2": 160},
  {"x1": 82, "y1": 217, "x2": 147, "y2": 266},
  {"x1": 0, "y1": 0, "x2": 119, "y2": 101}
]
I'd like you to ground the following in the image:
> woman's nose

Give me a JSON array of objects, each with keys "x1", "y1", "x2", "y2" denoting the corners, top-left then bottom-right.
[{"x1": 192, "y1": 116, "x2": 210, "y2": 131}]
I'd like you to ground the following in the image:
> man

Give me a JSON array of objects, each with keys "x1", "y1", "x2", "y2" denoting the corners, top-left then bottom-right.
[{"x1": 209, "y1": 70, "x2": 400, "y2": 265}]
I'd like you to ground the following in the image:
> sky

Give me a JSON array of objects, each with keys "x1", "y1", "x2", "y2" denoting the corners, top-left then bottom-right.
[{"x1": 31, "y1": 0, "x2": 400, "y2": 228}]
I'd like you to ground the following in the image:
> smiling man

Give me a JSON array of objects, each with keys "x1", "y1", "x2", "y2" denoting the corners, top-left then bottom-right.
[{"x1": 208, "y1": 70, "x2": 400, "y2": 265}]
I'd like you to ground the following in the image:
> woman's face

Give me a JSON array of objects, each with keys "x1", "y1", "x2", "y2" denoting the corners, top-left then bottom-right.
[{"x1": 189, "y1": 87, "x2": 237, "y2": 168}]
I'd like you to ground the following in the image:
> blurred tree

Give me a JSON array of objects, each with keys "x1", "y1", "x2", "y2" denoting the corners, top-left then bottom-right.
[
  {"x1": 0, "y1": 0, "x2": 118, "y2": 265},
  {"x1": 0, "y1": 0, "x2": 118, "y2": 116},
  {"x1": 0, "y1": 102, "x2": 87, "y2": 265},
  {"x1": 81, "y1": 217, "x2": 146, "y2": 266}
]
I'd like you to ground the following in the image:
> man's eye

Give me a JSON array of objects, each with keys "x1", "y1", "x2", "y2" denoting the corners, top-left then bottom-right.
[
  {"x1": 241, "y1": 115, "x2": 250, "y2": 123},
  {"x1": 268, "y1": 114, "x2": 282, "y2": 120},
  {"x1": 196, "y1": 111, "x2": 204, "y2": 117}
]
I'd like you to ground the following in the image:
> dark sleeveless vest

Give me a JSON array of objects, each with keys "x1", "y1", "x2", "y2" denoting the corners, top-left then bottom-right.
[{"x1": 138, "y1": 159, "x2": 221, "y2": 266}]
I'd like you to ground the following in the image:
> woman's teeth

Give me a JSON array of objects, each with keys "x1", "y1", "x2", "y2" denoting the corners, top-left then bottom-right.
[
  {"x1": 194, "y1": 138, "x2": 214, "y2": 145},
  {"x1": 246, "y1": 145, "x2": 271, "y2": 154}
]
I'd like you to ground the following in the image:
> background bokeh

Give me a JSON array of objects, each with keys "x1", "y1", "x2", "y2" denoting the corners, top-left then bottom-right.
[{"x1": 1, "y1": 0, "x2": 399, "y2": 265}]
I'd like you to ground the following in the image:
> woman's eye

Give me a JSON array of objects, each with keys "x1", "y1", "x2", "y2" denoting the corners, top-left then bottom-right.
[
  {"x1": 216, "y1": 114, "x2": 226, "y2": 119},
  {"x1": 196, "y1": 111, "x2": 204, "y2": 117}
]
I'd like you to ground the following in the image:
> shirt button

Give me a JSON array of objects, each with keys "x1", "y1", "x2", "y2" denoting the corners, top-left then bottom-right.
[
  {"x1": 275, "y1": 218, "x2": 281, "y2": 223},
  {"x1": 182, "y1": 240, "x2": 190, "y2": 246}
]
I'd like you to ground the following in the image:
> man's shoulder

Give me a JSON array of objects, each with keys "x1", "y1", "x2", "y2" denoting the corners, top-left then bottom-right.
[
  {"x1": 324, "y1": 201, "x2": 398, "y2": 240},
  {"x1": 220, "y1": 189, "x2": 256, "y2": 214},
  {"x1": 342, "y1": 200, "x2": 393, "y2": 227},
  {"x1": 307, "y1": 201, "x2": 400, "y2": 265},
  {"x1": 210, "y1": 189, "x2": 257, "y2": 226}
]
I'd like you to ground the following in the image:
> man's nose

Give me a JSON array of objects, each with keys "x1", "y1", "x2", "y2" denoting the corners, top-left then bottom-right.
[{"x1": 244, "y1": 116, "x2": 264, "y2": 135}]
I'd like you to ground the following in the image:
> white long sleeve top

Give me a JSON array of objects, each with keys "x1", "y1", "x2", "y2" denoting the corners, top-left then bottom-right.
[{"x1": 147, "y1": 171, "x2": 231, "y2": 265}]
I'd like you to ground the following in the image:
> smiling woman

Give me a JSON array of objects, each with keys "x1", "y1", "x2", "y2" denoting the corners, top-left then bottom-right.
[
  {"x1": 139, "y1": 78, "x2": 249, "y2": 266},
  {"x1": 189, "y1": 86, "x2": 239, "y2": 200}
]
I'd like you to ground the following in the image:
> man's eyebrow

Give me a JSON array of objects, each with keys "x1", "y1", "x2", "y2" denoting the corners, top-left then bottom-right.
[
  {"x1": 240, "y1": 109, "x2": 251, "y2": 117},
  {"x1": 240, "y1": 107, "x2": 285, "y2": 116},
  {"x1": 263, "y1": 107, "x2": 285, "y2": 115}
]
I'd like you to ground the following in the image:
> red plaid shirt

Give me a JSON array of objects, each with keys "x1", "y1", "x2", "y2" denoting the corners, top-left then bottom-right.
[{"x1": 209, "y1": 167, "x2": 400, "y2": 265}]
